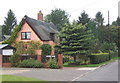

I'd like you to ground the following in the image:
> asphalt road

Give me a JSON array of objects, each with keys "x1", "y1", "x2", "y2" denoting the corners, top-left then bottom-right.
[
  {"x1": 2, "y1": 60, "x2": 118, "y2": 81},
  {"x1": 14, "y1": 68, "x2": 90, "y2": 81},
  {"x1": 75, "y1": 60, "x2": 119, "y2": 81}
]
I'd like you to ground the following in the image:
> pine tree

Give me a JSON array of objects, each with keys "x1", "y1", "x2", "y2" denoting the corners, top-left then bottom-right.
[
  {"x1": 94, "y1": 12, "x2": 104, "y2": 27},
  {"x1": 2, "y1": 9, "x2": 17, "y2": 35},
  {"x1": 58, "y1": 23, "x2": 96, "y2": 62},
  {"x1": 78, "y1": 10, "x2": 90, "y2": 25}
]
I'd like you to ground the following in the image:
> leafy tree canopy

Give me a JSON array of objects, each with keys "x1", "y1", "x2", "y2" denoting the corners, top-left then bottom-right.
[{"x1": 44, "y1": 8, "x2": 69, "y2": 31}]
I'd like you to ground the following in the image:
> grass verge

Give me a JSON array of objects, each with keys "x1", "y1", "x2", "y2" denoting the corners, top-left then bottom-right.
[
  {"x1": 0, "y1": 75, "x2": 60, "y2": 83},
  {"x1": 1, "y1": 75, "x2": 42, "y2": 81},
  {"x1": 112, "y1": 57, "x2": 120, "y2": 60}
]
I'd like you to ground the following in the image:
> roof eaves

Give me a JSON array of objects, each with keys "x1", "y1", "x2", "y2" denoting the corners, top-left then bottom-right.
[{"x1": 0, "y1": 44, "x2": 8, "y2": 49}]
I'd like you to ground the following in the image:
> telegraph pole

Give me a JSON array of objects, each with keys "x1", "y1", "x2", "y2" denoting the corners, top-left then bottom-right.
[
  {"x1": 108, "y1": 11, "x2": 110, "y2": 26},
  {"x1": 118, "y1": 1, "x2": 120, "y2": 18},
  {"x1": 108, "y1": 10, "x2": 111, "y2": 60},
  {"x1": 118, "y1": 1, "x2": 120, "y2": 57}
]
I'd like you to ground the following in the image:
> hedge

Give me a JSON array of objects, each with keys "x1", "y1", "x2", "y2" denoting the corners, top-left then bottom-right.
[
  {"x1": 90, "y1": 53, "x2": 109, "y2": 64},
  {"x1": 19, "y1": 59, "x2": 43, "y2": 68}
]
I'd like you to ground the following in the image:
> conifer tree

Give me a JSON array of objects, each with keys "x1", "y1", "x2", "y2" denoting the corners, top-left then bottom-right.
[
  {"x1": 78, "y1": 10, "x2": 90, "y2": 25},
  {"x1": 58, "y1": 23, "x2": 96, "y2": 62},
  {"x1": 2, "y1": 9, "x2": 17, "y2": 35}
]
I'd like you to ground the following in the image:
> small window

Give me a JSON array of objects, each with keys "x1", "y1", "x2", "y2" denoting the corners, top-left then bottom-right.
[
  {"x1": 50, "y1": 33, "x2": 55, "y2": 41},
  {"x1": 26, "y1": 32, "x2": 31, "y2": 39},
  {"x1": 21, "y1": 32, "x2": 26, "y2": 39},
  {"x1": 21, "y1": 32, "x2": 31, "y2": 40}
]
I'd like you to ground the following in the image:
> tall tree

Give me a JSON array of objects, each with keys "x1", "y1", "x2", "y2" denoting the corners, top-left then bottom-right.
[
  {"x1": 44, "y1": 8, "x2": 69, "y2": 31},
  {"x1": 112, "y1": 17, "x2": 120, "y2": 26},
  {"x1": 117, "y1": 17, "x2": 120, "y2": 57},
  {"x1": 94, "y1": 11, "x2": 104, "y2": 27},
  {"x1": 2, "y1": 9, "x2": 17, "y2": 35},
  {"x1": 112, "y1": 21, "x2": 118, "y2": 26},
  {"x1": 57, "y1": 23, "x2": 96, "y2": 62},
  {"x1": 116, "y1": 17, "x2": 120, "y2": 26},
  {"x1": 87, "y1": 19, "x2": 97, "y2": 33},
  {"x1": 77, "y1": 10, "x2": 90, "y2": 26}
]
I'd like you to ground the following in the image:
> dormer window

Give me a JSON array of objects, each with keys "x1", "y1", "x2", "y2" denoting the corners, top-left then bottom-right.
[
  {"x1": 50, "y1": 33, "x2": 55, "y2": 41},
  {"x1": 21, "y1": 32, "x2": 31, "y2": 40}
]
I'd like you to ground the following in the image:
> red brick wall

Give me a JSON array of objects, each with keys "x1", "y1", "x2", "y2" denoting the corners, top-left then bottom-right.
[
  {"x1": 1, "y1": 55, "x2": 12, "y2": 67},
  {"x1": 0, "y1": 55, "x2": 2, "y2": 67},
  {"x1": 2, "y1": 63, "x2": 11, "y2": 67},
  {"x1": 37, "y1": 55, "x2": 41, "y2": 61},
  {"x1": 58, "y1": 54, "x2": 63, "y2": 69},
  {"x1": 35, "y1": 49, "x2": 42, "y2": 55}
]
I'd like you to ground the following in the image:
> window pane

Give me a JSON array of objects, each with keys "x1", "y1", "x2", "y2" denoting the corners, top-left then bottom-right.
[
  {"x1": 22, "y1": 32, "x2": 25, "y2": 39},
  {"x1": 26, "y1": 32, "x2": 31, "y2": 39}
]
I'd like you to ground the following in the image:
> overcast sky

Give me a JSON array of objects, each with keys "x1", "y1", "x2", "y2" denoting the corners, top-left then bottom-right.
[{"x1": 0, "y1": 0, "x2": 119, "y2": 25}]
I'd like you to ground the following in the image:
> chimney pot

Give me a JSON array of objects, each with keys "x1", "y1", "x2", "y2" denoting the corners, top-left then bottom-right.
[{"x1": 38, "y1": 10, "x2": 43, "y2": 21}]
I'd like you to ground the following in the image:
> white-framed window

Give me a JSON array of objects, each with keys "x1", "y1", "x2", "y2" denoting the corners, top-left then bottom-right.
[{"x1": 21, "y1": 32, "x2": 31, "y2": 40}]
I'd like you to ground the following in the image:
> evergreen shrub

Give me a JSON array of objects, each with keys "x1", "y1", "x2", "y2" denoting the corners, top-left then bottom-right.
[{"x1": 90, "y1": 53, "x2": 109, "y2": 64}]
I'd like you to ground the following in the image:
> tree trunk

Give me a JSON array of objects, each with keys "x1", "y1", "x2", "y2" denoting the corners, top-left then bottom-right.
[
  {"x1": 73, "y1": 55, "x2": 76, "y2": 62},
  {"x1": 84, "y1": 59, "x2": 87, "y2": 64}
]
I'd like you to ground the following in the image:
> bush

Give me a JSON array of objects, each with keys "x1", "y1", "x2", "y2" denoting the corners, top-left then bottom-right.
[
  {"x1": 68, "y1": 61, "x2": 81, "y2": 65},
  {"x1": 9, "y1": 54, "x2": 21, "y2": 67},
  {"x1": 19, "y1": 58, "x2": 43, "y2": 68},
  {"x1": 47, "y1": 59, "x2": 60, "y2": 69},
  {"x1": 90, "y1": 53, "x2": 109, "y2": 64},
  {"x1": 110, "y1": 51, "x2": 118, "y2": 58},
  {"x1": 33, "y1": 60, "x2": 43, "y2": 68},
  {"x1": 41, "y1": 44, "x2": 52, "y2": 63},
  {"x1": 41, "y1": 44, "x2": 52, "y2": 55},
  {"x1": 63, "y1": 57, "x2": 69, "y2": 63}
]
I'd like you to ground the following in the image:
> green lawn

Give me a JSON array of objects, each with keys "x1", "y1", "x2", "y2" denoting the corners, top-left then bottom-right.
[
  {"x1": 64, "y1": 61, "x2": 109, "y2": 67},
  {"x1": 0, "y1": 75, "x2": 60, "y2": 83},
  {"x1": 112, "y1": 57, "x2": 120, "y2": 60},
  {"x1": 63, "y1": 57, "x2": 119, "y2": 67},
  {"x1": 1, "y1": 75, "x2": 41, "y2": 81}
]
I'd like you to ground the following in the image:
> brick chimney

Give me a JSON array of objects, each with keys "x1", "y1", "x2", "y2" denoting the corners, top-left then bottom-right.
[{"x1": 38, "y1": 11, "x2": 43, "y2": 21}]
